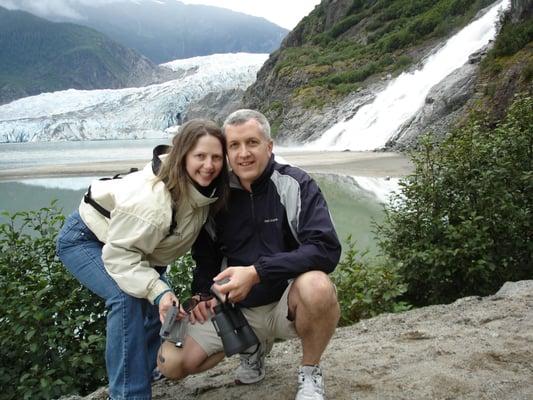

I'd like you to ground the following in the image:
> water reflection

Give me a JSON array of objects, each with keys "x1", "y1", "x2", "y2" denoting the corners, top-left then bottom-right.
[{"x1": 1, "y1": 174, "x2": 399, "y2": 255}]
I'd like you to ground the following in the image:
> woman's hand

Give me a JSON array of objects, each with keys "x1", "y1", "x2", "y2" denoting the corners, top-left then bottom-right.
[{"x1": 158, "y1": 291, "x2": 186, "y2": 323}]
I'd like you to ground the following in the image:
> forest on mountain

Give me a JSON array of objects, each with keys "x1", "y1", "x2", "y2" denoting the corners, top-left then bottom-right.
[
  {"x1": 0, "y1": 1, "x2": 287, "y2": 105},
  {"x1": 0, "y1": 7, "x2": 176, "y2": 105}
]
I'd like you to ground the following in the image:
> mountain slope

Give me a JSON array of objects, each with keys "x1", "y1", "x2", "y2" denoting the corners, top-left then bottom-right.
[
  {"x1": 0, "y1": 7, "x2": 176, "y2": 105},
  {"x1": 389, "y1": 0, "x2": 532, "y2": 149},
  {"x1": 25, "y1": 0, "x2": 288, "y2": 64},
  {"x1": 242, "y1": 0, "x2": 503, "y2": 143}
]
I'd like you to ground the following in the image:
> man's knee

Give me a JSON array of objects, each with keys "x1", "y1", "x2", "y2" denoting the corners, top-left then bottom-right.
[
  {"x1": 157, "y1": 337, "x2": 213, "y2": 380},
  {"x1": 292, "y1": 271, "x2": 337, "y2": 308}
]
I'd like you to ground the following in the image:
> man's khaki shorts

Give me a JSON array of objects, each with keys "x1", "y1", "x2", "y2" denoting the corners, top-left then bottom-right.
[{"x1": 186, "y1": 282, "x2": 298, "y2": 356}]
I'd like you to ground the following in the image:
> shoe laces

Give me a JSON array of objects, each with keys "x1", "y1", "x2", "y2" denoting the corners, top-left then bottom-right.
[
  {"x1": 242, "y1": 355, "x2": 259, "y2": 368},
  {"x1": 298, "y1": 365, "x2": 324, "y2": 395},
  {"x1": 240, "y1": 344, "x2": 262, "y2": 369}
]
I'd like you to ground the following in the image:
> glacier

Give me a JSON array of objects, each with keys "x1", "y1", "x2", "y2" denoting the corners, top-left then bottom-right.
[{"x1": 0, "y1": 53, "x2": 268, "y2": 143}]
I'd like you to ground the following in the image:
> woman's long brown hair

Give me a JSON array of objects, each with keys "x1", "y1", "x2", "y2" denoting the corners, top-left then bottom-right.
[{"x1": 156, "y1": 119, "x2": 229, "y2": 214}]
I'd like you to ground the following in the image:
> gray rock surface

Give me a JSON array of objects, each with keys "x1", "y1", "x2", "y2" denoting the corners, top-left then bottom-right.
[
  {"x1": 387, "y1": 47, "x2": 488, "y2": 150},
  {"x1": 67, "y1": 280, "x2": 533, "y2": 400},
  {"x1": 185, "y1": 88, "x2": 245, "y2": 124},
  {"x1": 275, "y1": 82, "x2": 389, "y2": 145},
  {"x1": 510, "y1": 0, "x2": 533, "y2": 22}
]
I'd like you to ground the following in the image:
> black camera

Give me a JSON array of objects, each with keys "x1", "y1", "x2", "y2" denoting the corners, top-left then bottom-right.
[{"x1": 210, "y1": 280, "x2": 259, "y2": 357}]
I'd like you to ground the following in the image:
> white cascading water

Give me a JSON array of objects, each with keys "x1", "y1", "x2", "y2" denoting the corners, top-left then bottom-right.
[{"x1": 305, "y1": 0, "x2": 510, "y2": 151}]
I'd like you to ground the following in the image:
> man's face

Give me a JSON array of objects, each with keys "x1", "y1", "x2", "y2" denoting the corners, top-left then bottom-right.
[{"x1": 225, "y1": 119, "x2": 273, "y2": 191}]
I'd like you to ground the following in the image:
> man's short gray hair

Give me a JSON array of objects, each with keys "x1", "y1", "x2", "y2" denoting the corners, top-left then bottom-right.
[{"x1": 223, "y1": 109, "x2": 271, "y2": 140}]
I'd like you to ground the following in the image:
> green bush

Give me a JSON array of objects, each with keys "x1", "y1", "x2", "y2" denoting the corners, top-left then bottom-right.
[
  {"x1": 332, "y1": 236, "x2": 409, "y2": 326},
  {"x1": 380, "y1": 29, "x2": 414, "y2": 52},
  {"x1": 328, "y1": 15, "x2": 362, "y2": 38},
  {"x1": 317, "y1": 62, "x2": 378, "y2": 86},
  {"x1": 0, "y1": 203, "x2": 197, "y2": 400},
  {"x1": 377, "y1": 95, "x2": 533, "y2": 306},
  {"x1": 491, "y1": 17, "x2": 533, "y2": 58},
  {"x1": 166, "y1": 252, "x2": 194, "y2": 299},
  {"x1": 0, "y1": 203, "x2": 106, "y2": 400},
  {"x1": 394, "y1": 54, "x2": 412, "y2": 71}
]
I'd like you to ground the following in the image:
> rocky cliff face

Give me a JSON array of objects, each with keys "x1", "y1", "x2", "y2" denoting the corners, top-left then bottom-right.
[
  {"x1": 184, "y1": 89, "x2": 245, "y2": 125},
  {"x1": 389, "y1": 0, "x2": 533, "y2": 150},
  {"x1": 511, "y1": 0, "x2": 533, "y2": 20},
  {"x1": 387, "y1": 48, "x2": 485, "y2": 150},
  {"x1": 64, "y1": 280, "x2": 533, "y2": 400},
  {"x1": 241, "y1": 0, "x2": 531, "y2": 150}
]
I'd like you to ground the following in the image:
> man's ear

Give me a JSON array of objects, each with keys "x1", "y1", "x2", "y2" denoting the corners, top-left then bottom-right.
[{"x1": 267, "y1": 140, "x2": 273, "y2": 153}]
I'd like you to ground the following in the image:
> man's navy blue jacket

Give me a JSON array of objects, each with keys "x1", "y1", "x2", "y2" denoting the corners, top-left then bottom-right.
[{"x1": 191, "y1": 155, "x2": 341, "y2": 308}]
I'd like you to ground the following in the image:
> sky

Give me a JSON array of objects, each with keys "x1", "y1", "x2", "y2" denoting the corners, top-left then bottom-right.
[
  {"x1": 180, "y1": 0, "x2": 322, "y2": 29},
  {"x1": 0, "y1": 0, "x2": 323, "y2": 30}
]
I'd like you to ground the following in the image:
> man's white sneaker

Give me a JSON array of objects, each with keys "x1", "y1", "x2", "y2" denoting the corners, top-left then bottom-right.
[
  {"x1": 234, "y1": 341, "x2": 273, "y2": 384},
  {"x1": 295, "y1": 365, "x2": 325, "y2": 400}
]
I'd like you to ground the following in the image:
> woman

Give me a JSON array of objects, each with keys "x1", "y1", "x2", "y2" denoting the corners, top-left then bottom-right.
[{"x1": 56, "y1": 119, "x2": 229, "y2": 400}]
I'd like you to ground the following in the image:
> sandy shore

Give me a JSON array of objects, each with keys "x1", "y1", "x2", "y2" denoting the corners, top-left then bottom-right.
[{"x1": 0, "y1": 151, "x2": 413, "y2": 181}]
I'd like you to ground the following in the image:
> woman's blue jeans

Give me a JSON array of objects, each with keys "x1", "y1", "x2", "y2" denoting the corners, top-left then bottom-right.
[{"x1": 56, "y1": 211, "x2": 162, "y2": 400}]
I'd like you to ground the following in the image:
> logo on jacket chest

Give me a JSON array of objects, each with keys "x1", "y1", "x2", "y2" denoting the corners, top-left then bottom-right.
[{"x1": 263, "y1": 217, "x2": 279, "y2": 224}]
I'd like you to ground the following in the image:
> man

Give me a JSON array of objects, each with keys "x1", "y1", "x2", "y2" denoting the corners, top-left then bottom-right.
[{"x1": 157, "y1": 109, "x2": 341, "y2": 400}]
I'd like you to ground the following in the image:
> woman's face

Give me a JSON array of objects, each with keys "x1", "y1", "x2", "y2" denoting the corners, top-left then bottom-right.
[{"x1": 185, "y1": 134, "x2": 224, "y2": 187}]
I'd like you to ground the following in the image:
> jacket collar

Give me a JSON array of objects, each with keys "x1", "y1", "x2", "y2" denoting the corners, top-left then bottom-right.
[
  {"x1": 151, "y1": 144, "x2": 171, "y2": 176},
  {"x1": 188, "y1": 182, "x2": 218, "y2": 208}
]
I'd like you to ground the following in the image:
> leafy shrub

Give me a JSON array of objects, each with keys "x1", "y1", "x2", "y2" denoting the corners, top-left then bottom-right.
[
  {"x1": 0, "y1": 204, "x2": 197, "y2": 400},
  {"x1": 328, "y1": 15, "x2": 363, "y2": 38},
  {"x1": 0, "y1": 204, "x2": 106, "y2": 400},
  {"x1": 523, "y1": 59, "x2": 533, "y2": 81},
  {"x1": 380, "y1": 29, "x2": 414, "y2": 52},
  {"x1": 377, "y1": 95, "x2": 533, "y2": 306},
  {"x1": 166, "y1": 251, "x2": 195, "y2": 299},
  {"x1": 332, "y1": 237, "x2": 409, "y2": 326},
  {"x1": 491, "y1": 16, "x2": 533, "y2": 58},
  {"x1": 394, "y1": 54, "x2": 412, "y2": 71},
  {"x1": 407, "y1": 11, "x2": 439, "y2": 36},
  {"x1": 317, "y1": 62, "x2": 379, "y2": 86}
]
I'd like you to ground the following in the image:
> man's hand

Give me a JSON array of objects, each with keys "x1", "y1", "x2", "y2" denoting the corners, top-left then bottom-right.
[
  {"x1": 212, "y1": 265, "x2": 260, "y2": 303},
  {"x1": 189, "y1": 297, "x2": 217, "y2": 324}
]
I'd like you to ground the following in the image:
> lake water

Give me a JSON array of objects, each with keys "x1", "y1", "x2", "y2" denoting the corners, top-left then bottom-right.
[
  {"x1": 0, "y1": 139, "x2": 392, "y2": 254},
  {"x1": 0, "y1": 138, "x2": 171, "y2": 170}
]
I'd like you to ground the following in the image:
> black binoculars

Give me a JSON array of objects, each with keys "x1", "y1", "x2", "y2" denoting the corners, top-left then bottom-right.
[{"x1": 210, "y1": 281, "x2": 259, "y2": 357}]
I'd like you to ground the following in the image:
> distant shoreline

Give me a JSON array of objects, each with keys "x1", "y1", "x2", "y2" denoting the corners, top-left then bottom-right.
[{"x1": 0, "y1": 151, "x2": 413, "y2": 181}]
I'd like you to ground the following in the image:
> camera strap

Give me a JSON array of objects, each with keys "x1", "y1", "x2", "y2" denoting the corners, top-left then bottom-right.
[{"x1": 83, "y1": 145, "x2": 177, "y2": 237}]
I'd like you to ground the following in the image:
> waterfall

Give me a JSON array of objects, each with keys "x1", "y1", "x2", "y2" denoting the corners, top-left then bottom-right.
[{"x1": 305, "y1": 0, "x2": 510, "y2": 151}]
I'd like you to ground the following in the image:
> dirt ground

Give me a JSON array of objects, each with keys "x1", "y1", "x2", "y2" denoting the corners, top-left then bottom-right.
[
  {"x1": 64, "y1": 280, "x2": 533, "y2": 400},
  {"x1": 0, "y1": 151, "x2": 413, "y2": 181}
]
